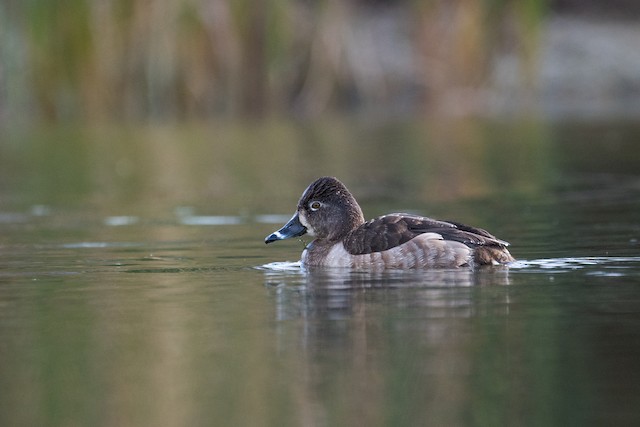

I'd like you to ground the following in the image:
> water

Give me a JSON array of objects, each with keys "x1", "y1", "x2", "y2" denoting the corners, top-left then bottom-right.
[{"x1": 1, "y1": 119, "x2": 640, "y2": 426}]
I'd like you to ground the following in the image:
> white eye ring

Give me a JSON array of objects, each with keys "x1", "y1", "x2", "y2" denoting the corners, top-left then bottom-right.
[{"x1": 309, "y1": 201, "x2": 322, "y2": 211}]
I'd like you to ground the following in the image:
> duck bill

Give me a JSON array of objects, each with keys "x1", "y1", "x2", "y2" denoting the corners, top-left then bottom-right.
[{"x1": 265, "y1": 213, "x2": 307, "y2": 244}]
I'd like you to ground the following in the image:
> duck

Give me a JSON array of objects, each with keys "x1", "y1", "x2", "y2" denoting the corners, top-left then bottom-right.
[{"x1": 265, "y1": 177, "x2": 514, "y2": 269}]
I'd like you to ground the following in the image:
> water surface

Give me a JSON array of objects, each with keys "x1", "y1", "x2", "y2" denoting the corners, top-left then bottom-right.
[{"x1": 1, "y1": 119, "x2": 640, "y2": 426}]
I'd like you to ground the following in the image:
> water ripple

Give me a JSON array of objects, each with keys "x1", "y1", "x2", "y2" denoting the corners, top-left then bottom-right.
[
  {"x1": 510, "y1": 256, "x2": 640, "y2": 272},
  {"x1": 256, "y1": 257, "x2": 640, "y2": 285},
  {"x1": 256, "y1": 261, "x2": 303, "y2": 272}
]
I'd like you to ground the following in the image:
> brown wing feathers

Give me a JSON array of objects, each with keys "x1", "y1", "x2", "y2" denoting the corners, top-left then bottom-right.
[{"x1": 344, "y1": 214, "x2": 509, "y2": 255}]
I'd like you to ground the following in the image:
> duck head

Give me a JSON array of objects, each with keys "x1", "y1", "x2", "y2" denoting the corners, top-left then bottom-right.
[{"x1": 265, "y1": 176, "x2": 365, "y2": 244}]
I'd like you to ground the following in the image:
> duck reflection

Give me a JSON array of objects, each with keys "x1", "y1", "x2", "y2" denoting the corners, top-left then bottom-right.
[
  {"x1": 261, "y1": 266, "x2": 513, "y2": 425},
  {"x1": 263, "y1": 266, "x2": 511, "y2": 322}
]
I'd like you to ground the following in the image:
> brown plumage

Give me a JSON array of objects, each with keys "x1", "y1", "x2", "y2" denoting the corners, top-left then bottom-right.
[{"x1": 265, "y1": 177, "x2": 515, "y2": 269}]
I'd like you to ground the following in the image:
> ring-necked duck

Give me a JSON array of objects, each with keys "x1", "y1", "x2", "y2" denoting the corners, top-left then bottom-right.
[{"x1": 265, "y1": 177, "x2": 514, "y2": 269}]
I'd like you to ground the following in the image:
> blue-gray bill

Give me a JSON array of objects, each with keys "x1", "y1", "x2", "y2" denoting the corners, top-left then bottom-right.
[{"x1": 265, "y1": 213, "x2": 307, "y2": 244}]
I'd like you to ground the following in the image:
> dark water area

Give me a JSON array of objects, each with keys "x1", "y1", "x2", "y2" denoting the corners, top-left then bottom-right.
[{"x1": 1, "y1": 118, "x2": 640, "y2": 426}]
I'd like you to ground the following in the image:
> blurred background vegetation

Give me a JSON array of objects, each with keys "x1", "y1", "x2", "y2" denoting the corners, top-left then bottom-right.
[{"x1": 2, "y1": 0, "x2": 638, "y2": 124}]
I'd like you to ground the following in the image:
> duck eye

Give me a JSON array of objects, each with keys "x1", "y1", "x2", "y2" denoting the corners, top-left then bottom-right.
[{"x1": 309, "y1": 201, "x2": 322, "y2": 211}]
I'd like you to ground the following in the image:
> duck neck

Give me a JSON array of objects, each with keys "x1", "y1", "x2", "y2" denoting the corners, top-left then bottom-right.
[{"x1": 327, "y1": 202, "x2": 365, "y2": 243}]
